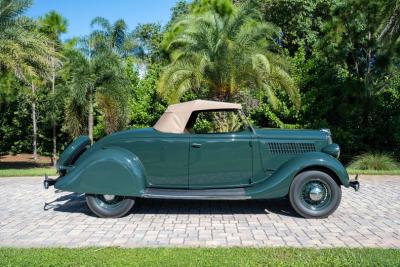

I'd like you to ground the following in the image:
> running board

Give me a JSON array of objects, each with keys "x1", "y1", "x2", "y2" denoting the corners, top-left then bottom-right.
[{"x1": 143, "y1": 188, "x2": 250, "y2": 200}]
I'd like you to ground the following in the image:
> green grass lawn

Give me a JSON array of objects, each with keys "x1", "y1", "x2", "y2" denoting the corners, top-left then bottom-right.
[
  {"x1": 0, "y1": 247, "x2": 399, "y2": 267},
  {"x1": 0, "y1": 167, "x2": 56, "y2": 177},
  {"x1": 347, "y1": 169, "x2": 400, "y2": 175}
]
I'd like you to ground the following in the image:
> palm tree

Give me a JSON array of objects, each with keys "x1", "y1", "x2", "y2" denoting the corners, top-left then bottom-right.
[
  {"x1": 158, "y1": 3, "x2": 300, "y2": 109},
  {"x1": 67, "y1": 38, "x2": 96, "y2": 142},
  {"x1": 90, "y1": 17, "x2": 137, "y2": 57},
  {"x1": 378, "y1": 0, "x2": 400, "y2": 46},
  {"x1": 65, "y1": 36, "x2": 130, "y2": 142},
  {"x1": 0, "y1": 0, "x2": 58, "y2": 160},
  {"x1": 0, "y1": 0, "x2": 56, "y2": 80},
  {"x1": 38, "y1": 11, "x2": 68, "y2": 166},
  {"x1": 92, "y1": 51, "x2": 130, "y2": 135}
]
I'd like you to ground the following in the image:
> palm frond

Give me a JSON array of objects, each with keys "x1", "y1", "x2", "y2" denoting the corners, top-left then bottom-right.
[
  {"x1": 0, "y1": 0, "x2": 59, "y2": 82},
  {"x1": 0, "y1": 0, "x2": 32, "y2": 28},
  {"x1": 159, "y1": 3, "x2": 300, "y2": 107},
  {"x1": 378, "y1": 0, "x2": 400, "y2": 44},
  {"x1": 90, "y1": 16, "x2": 112, "y2": 33}
]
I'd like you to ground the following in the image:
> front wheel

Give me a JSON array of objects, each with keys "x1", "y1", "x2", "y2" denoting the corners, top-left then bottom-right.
[
  {"x1": 289, "y1": 170, "x2": 342, "y2": 218},
  {"x1": 85, "y1": 194, "x2": 135, "y2": 218}
]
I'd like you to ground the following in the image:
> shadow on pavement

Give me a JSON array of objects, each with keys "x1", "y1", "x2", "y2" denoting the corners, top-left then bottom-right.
[
  {"x1": 44, "y1": 192, "x2": 301, "y2": 218},
  {"x1": 44, "y1": 192, "x2": 93, "y2": 216}
]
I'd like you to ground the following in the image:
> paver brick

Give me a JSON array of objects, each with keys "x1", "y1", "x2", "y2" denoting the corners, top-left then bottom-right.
[{"x1": 0, "y1": 176, "x2": 399, "y2": 248}]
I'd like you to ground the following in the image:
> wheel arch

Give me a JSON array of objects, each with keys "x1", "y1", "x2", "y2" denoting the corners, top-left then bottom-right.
[
  {"x1": 295, "y1": 165, "x2": 342, "y2": 186},
  {"x1": 55, "y1": 147, "x2": 147, "y2": 196},
  {"x1": 247, "y1": 152, "x2": 349, "y2": 199}
]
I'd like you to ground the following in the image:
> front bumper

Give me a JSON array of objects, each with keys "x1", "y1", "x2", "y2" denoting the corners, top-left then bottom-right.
[{"x1": 348, "y1": 174, "x2": 360, "y2": 191}]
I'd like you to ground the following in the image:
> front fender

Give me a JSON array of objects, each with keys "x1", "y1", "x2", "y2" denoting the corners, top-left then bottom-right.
[
  {"x1": 247, "y1": 152, "x2": 349, "y2": 199},
  {"x1": 54, "y1": 147, "x2": 146, "y2": 196}
]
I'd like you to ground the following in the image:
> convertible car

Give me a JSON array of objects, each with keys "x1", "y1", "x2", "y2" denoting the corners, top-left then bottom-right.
[{"x1": 44, "y1": 100, "x2": 359, "y2": 218}]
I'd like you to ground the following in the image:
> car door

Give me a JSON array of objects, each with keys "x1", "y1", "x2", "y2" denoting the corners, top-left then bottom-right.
[
  {"x1": 128, "y1": 133, "x2": 189, "y2": 188},
  {"x1": 187, "y1": 110, "x2": 253, "y2": 188}
]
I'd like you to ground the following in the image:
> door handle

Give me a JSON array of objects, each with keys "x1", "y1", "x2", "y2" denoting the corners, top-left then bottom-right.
[{"x1": 191, "y1": 143, "x2": 202, "y2": 148}]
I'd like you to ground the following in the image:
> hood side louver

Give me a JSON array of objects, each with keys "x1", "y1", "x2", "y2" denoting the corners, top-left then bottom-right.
[{"x1": 267, "y1": 142, "x2": 316, "y2": 154}]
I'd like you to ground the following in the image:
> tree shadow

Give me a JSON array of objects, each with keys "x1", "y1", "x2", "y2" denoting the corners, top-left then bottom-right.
[{"x1": 44, "y1": 192, "x2": 301, "y2": 218}]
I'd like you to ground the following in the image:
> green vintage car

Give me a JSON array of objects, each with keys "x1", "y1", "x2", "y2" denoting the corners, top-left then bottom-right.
[{"x1": 44, "y1": 100, "x2": 359, "y2": 218}]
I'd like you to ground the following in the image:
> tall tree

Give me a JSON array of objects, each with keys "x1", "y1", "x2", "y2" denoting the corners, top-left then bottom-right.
[
  {"x1": 379, "y1": 0, "x2": 400, "y2": 45},
  {"x1": 65, "y1": 34, "x2": 130, "y2": 141},
  {"x1": 319, "y1": 0, "x2": 386, "y2": 91},
  {"x1": 258, "y1": 0, "x2": 332, "y2": 56},
  {"x1": 378, "y1": 0, "x2": 400, "y2": 65},
  {"x1": 0, "y1": 0, "x2": 56, "y2": 80},
  {"x1": 168, "y1": 0, "x2": 190, "y2": 26},
  {"x1": 90, "y1": 16, "x2": 137, "y2": 58},
  {"x1": 133, "y1": 23, "x2": 164, "y2": 63},
  {"x1": 0, "y1": 0, "x2": 58, "y2": 160},
  {"x1": 191, "y1": 0, "x2": 234, "y2": 16},
  {"x1": 159, "y1": 2, "x2": 300, "y2": 109},
  {"x1": 38, "y1": 11, "x2": 67, "y2": 166}
]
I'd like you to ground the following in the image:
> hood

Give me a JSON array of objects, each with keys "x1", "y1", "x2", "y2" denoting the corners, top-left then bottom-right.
[{"x1": 254, "y1": 128, "x2": 331, "y2": 141}]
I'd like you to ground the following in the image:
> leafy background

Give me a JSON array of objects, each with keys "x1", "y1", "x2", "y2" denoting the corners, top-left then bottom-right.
[{"x1": 0, "y1": 0, "x2": 399, "y2": 165}]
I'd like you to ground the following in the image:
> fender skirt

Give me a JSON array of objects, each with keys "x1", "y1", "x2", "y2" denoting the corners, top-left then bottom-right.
[
  {"x1": 54, "y1": 147, "x2": 146, "y2": 196},
  {"x1": 246, "y1": 152, "x2": 350, "y2": 199}
]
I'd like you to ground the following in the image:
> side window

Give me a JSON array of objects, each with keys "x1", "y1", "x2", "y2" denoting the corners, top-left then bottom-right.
[{"x1": 187, "y1": 110, "x2": 246, "y2": 134}]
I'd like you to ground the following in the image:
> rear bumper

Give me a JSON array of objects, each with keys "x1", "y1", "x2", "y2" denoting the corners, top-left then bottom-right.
[{"x1": 43, "y1": 174, "x2": 59, "y2": 189}]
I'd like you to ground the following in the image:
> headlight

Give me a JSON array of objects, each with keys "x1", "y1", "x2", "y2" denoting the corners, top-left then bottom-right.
[
  {"x1": 322, "y1": 143, "x2": 340, "y2": 158},
  {"x1": 320, "y1": 129, "x2": 333, "y2": 144}
]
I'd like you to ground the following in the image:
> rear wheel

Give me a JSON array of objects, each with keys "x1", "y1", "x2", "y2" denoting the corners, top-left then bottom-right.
[
  {"x1": 289, "y1": 170, "x2": 341, "y2": 218},
  {"x1": 85, "y1": 194, "x2": 135, "y2": 218}
]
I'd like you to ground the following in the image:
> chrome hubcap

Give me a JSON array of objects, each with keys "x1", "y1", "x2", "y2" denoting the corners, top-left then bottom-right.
[
  {"x1": 309, "y1": 185, "x2": 324, "y2": 201},
  {"x1": 301, "y1": 179, "x2": 331, "y2": 211},
  {"x1": 94, "y1": 195, "x2": 125, "y2": 209},
  {"x1": 103, "y1": 195, "x2": 115, "y2": 201}
]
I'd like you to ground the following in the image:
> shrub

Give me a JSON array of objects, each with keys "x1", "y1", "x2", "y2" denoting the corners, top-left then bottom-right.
[{"x1": 348, "y1": 153, "x2": 400, "y2": 170}]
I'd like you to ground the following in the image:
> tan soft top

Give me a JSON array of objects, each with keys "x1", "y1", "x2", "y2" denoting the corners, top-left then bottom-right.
[{"x1": 153, "y1": 100, "x2": 242, "y2": 134}]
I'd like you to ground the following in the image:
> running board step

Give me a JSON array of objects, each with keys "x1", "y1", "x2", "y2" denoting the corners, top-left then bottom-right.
[{"x1": 143, "y1": 188, "x2": 250, "y2": 200}]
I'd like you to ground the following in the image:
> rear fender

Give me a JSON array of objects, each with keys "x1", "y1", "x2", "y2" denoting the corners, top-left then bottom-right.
[
  {"x1": 55, "y1": 147, "x2": 146, "y2": 196},
  {"x1": 247, "y1": 152, "x2": 350, "y2": 199},
  {"x1": 56, "y1": 135, "x2": 90, "y2": 172}
]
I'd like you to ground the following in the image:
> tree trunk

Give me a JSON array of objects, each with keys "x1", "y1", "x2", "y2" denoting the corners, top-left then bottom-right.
[
  {"x1": 87, "y1": 39, "x2": 94, "y2": 144},
  {"x1": 31, "y1": 82, "x2": 38, "y2": 161},
  {"x1": 88, "y1": 89, "x2": 94, "y2": 144},
  {"x1": 51, "y1": 57, "x2": 57, "y2": 166}
]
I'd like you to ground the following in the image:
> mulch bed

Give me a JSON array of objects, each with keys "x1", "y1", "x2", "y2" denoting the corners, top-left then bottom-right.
[{"x1": 0, "y1": 154, "x2": 52, "y2": 169}]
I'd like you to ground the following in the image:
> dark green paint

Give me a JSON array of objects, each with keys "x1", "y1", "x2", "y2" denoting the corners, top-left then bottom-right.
[
  {"x1": 56, "y1": 147, "x2": 146, "y2": 195},
  {"x1": 189, "y1": 128, "x2": 253, "y2": 188},
  {"x1": 55, "y1": 126, "x2": 350, "y2": 199},
  {"x1": 56, "y1": 135, "x2": 90, "y2": 172},
  {"x1": 245, "y1": 152, "x2": 349, "y2": 199}
]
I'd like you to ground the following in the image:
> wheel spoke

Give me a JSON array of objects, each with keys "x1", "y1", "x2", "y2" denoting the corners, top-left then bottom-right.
[
  {"x1": 94, "y1": 195, "x2": 125, "y2": 209},
  {"x1": 300, "y1": 179, "x2": 331, "y2": 211}
]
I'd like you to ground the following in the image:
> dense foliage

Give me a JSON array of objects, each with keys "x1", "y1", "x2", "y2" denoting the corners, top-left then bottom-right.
[{"x1": 0, "y1": 0, "x2": 399, "y2": 164}]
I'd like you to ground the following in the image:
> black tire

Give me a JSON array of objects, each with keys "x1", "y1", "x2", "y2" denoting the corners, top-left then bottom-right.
[
  {"x1": 85, "y1": 194, "x2": 135, "y2": 218},
  {"x1": 289, "y1": 170, "x2": 341, "y2": 218}
]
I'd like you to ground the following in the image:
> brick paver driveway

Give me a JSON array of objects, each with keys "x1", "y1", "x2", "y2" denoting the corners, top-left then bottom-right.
[{"x1": 0, "y1": 175, "x2": 399, "y2": 248}]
